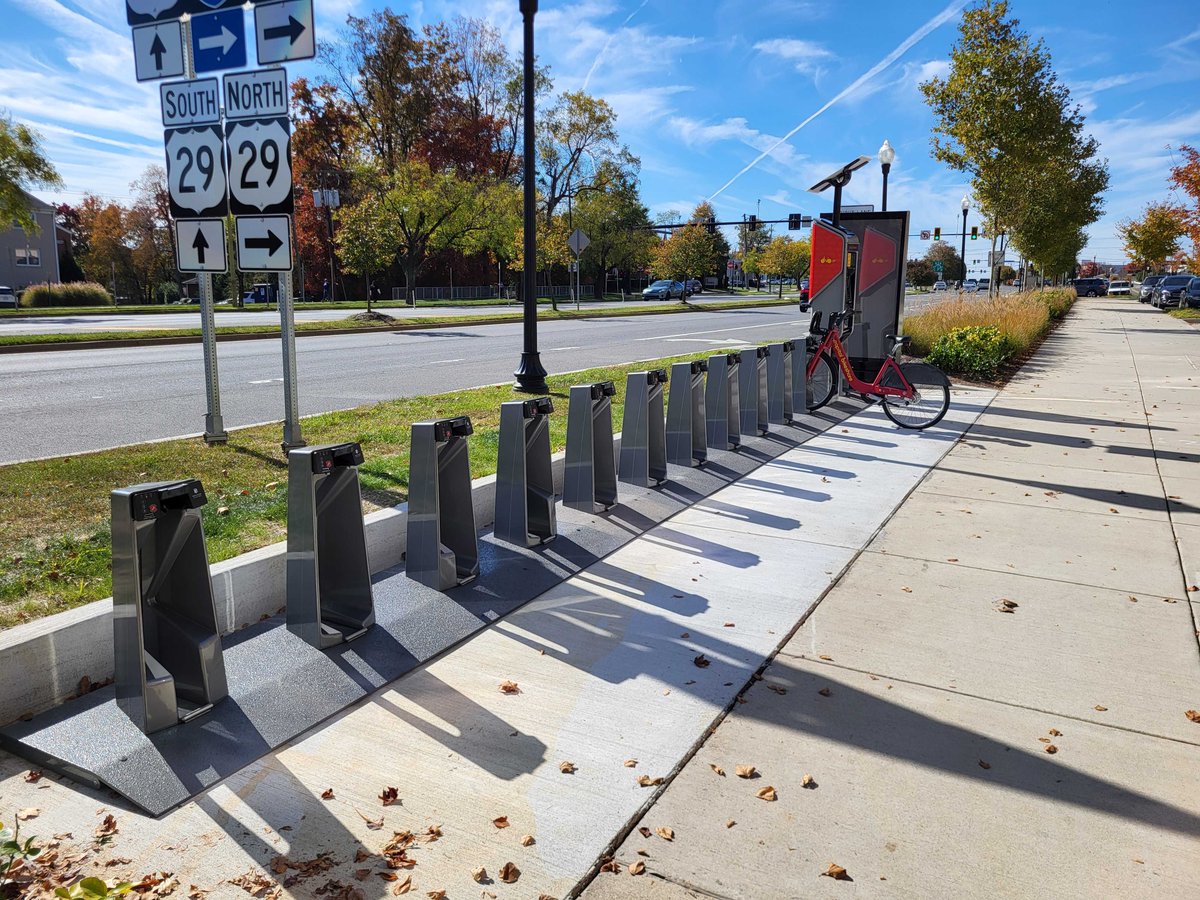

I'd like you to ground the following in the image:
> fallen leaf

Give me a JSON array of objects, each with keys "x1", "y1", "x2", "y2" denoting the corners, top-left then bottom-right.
[
  {"x1": 355, "y1": 869, "x2": 371, "y2": 882},
  {"x1": 498, "y1": 862, "x2": 520, "y2": 884},
  {"x1": 356, "y1": 809, "x2": 384, "y2": 830},
  {"x1": 1185, "y1": 710, "x2": 1200, "y2": 723},
  {"x1": 559, "y1": 761, "x2": 576, "y2": 774},
  {"x1": 1094, "y1": 705, "x2": 1108, "y2": 712},
  {"x1": 392, "y1": 875, "x2": 412, "y2": 895},
  {"x1": 710, "y1": 764, "x2": 726, "y2": 777},
  {"x1": 756, "y1": 786, "x2": 777, "y2": 801},
  {"x1": 482, "y1": 893, "x2": 497, "y2": 900},
  {"x1": 978, "y1": 760, "x2": 991, "y2": 770},
  {"x1": 419, "y1": 825, "x2": 443, "y2": 843},
  {"x1": 725, "y1": 820, "x2": 736, "y2": 828},
  {"x1": 1188, "y1": 585, "x2": 1198, "y2": 593},
  {"x1": 1037, "y1": 737, "x2": 1051, "y2": 743},
  {"x1": 95, "y1": 814, "x2": 118, "y2": 839},
  {"x1": 818, "y1": 688, "x2": 832, "y2": 697},
  {"x1": 636, "y1": 849, "x2": 649, "y2": 857},
  {"x1": 629, "y1": 861, "x2": 645, "y2": 876},
  {"x1": 187, "y1": 887, "x2": 210, "y2": 899},
  {"x1": 105, "y1": 857, "x2": 132, "y2": 867},
  {"x1": 947, "y1": 558, "x2": 958, "y2": 563},
  {"x1": 801, "y1": 774, "x2": 817, "y2": 788},
  {"x1": 16, "y1": 807, "x2": 39, "y2": 820},
  {"x1": 735, "y1": 765, "x2": 757, "y2": 779},
  {"x1": 638, "y1": 827, "x2": 652, "y2": 839},
  {"x1": 520, "y1": 834, "x2": 535, "y2": 847},
  {"x1": 767, "y1": 685, "x2": 787, "y2": 695},
  {"x1": 655, "y1": 827, "x2": 674, "y2": 841},
  {"x1": 1045, "y1": 744, "x2": 1058, "y2": 754},
  {"x1": 427, "y1": 892, "x2": 445, "y2": 900},
  {"x1": 818, "y1": 655, "x2": 833, "y2": 661},
  {"x1": 901, "y1": 587, "x2": 912, "y2": 593},
  {"x1": 1128, "y1": 595, "x2": 1138, "y2": 603},
  {"x1": 472, "y1": 867, "x2": 488, "y2": 883},
  {"x1": 680, "y1": 632, "x2": 690, "y2": 639},
  {"x1": 693, "y1": 654, "x2": 710, "y2": 668},
  {"x1": 599, "y1": 858, "x2": 620, "y2": 874},
  {"x1": 379, "y1": 786, "x2": 400, "y2": 806},
  {"x1": 1049, "y1": 728, "x2": 1062, "y2": 737},
  {"x1": 636, "y1": 775, "x2": 664, "y2": 787},
  {"x1": 321, "y1": 788, "x2": 335, "y2": 801},
  {"x1": 723, "y1": 622, "x2": 735, "y2": 628},
  {"x1": 822, "y1": 863, "x2": 851, "y2": 881},
  {"x1": 499, "y1": 681, "x2": 520, "y2": 695},
  {"x1": 355, "y1": 850, "x2": 372, "y2": 863},
  {"x1": 23, "y1": 770, "x2": 42, "y2": 783},
  {"x1": 492, "y1": 816, "x2": 510, "y2": 829},
  {"x1": 623, "y1": 759, "x2": 638, "y2": 767},
  {"x1": 271, "y1": 856, "x2": 289, "y2": 874}
]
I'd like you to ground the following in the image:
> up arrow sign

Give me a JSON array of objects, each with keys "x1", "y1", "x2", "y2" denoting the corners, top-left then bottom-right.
[
  {"x1": 174, "y1": 219, "x2": 227, "y2": 273},
  {"x1": 192, "y1": 228, "x2": 210, "y2": 264}
]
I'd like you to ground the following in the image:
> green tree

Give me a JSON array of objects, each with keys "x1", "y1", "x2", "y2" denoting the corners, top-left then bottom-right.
[
  {"x1": 650, "y1": 224, "x2": 715, "y2": 298},
  {"x1": 1118, "y1": 202, "x2": 1186, "y2": 274},
  {"x1": 924, "y1": 242, "x2": 965, "y2": 283},
  {"x1": 907, "y1": 258, "x2": 936, "y2": 287},
  {"x1": 573, "y1": 175, "x2": 654, "y2": 298},
  {"x1": 759, "y1": 235, "x2": 811, "y2": 296},
  {"x1": 0, "y1": 113, "x2": 61, "y2": 232}
]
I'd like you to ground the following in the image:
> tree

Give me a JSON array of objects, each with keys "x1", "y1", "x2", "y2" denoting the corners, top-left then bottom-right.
[
  {"x1": 690, "y1": 201, "x2": 731, "y2": 281},
  {"x1": 1118, "y1": 202, "x2": 1186, "y2": 274},
  {"x1": 650, "y1": 225, "x2": 714, "y2": 297},
  {"x1": 129, "y1": 166, "x2": 174, "y2": 303},
  {"x1": 1168, "y1": 144, "x2": 1200, "y2": 250},
  {"x1": 907, "y1": 258, "x2": 935, "y2": 287},
  {"x1": 758, "y1": 235, "x2": 810, "y2": 295},
  {"x1": 0, "y1": 113, "x2": 61, "y2": 232},
  {"x1": 997, "y1": 264, "x2": 1017, "y2": 282},
  {"x1": 924, "y1": 242, "x2": 965, "y2": 283},
  {"x1": 573, "y1": 174, "x2": 654, "y2": 297},
  {"x1": 75, "y1": 195, "x2": 131, "y2": 299}
]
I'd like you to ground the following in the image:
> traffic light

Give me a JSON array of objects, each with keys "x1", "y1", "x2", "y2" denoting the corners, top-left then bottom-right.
[
  {"x1": 747, "y1": 214, "x2": 758, "y2": 232},
  {"x1": 970, "y1": 226, "x2": 979, "y2": 240},
  {"x1": 788, "y1": 213, "x2": 802, "y2": 231},
  {"x1": 705, "y1": 216, "x2": 716, "y2": 235},
  {"x1": 933, "y1": 227, "x2": 941, "y2": 241}
]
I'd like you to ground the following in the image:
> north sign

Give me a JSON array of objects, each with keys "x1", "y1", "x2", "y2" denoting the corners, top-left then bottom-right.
[
  {"x1": 254, "y1": 0, "x2": 315, "y2": 65},
  {"x1": 224, "y1": 68, "x2": 288, "y2": 121},
  {"x1": 174, "y1": 218, "x2": 228, "y2": 273},
  {"x1": 236, "y1": 215, "x2": 292, "y2": 271},
  {"x1": 190, "y1": 7, "x2": 247, "y2": 74},
  {"x1": 160, "y1": 78, "x2": 220, "y2": 128},
  {"x1": 165, "y1": 125, "x2": 228, "y2": 219},
  {"x1": 132, "y1": 20, "x2": 184, "y2": 82},
  {"x1": 226, "y1": 118, "x2": 293, "y2": 215}
]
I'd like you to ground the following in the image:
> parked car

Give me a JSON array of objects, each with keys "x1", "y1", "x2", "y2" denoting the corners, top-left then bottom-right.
[
  {"x1": 1154, "y1": 273, "x2": 1194, "y2": 308},
  {"x1": 1138, "y1": 275, "x2": 1164, "y2": 302},
  {"x1": 962, "y1": 279, "x2": 979, "y2": 293},
  {"x1": 1183, "y1": 276, "x2": 1200, "y2": 309},
  {"x1": 241, "y1": 283, "x2": 276, "y2": 304},
  {"x1": 642, "y1": 279, "x2": 685, "y2": 301},
  {"x1": 0, "y1": 285, "x2": 15, "y2": 309},
  {"x1": 932, "y1": 280, "x2": 948, "y2": 291},
  {"x1": 1107, "y1": 279, "x2": 1131, "y2": 296},
  {"x1": 1072, "y1": 277, "x2": 1107, "y2": 297},
  {"x1": 977, "y1": 277, "x2": 991, "y2": 292},
  {"x1": 685, "y1": 279, "x2": 703, "y2": 295}
]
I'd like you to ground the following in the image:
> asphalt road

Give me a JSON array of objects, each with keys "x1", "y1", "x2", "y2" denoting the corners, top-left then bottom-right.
[{"x1": 0, "y1": 305, "x2": 809, "y2": 464}]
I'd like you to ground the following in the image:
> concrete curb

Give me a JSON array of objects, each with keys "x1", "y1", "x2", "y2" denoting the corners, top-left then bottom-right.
[{"x1": 0, "y1": 438, "x2": 618, "y2": 725}]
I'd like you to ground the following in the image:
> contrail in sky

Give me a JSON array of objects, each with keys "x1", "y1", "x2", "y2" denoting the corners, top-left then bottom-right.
[
  {"x1": 707, "y1": 0, "x2": 969, "y2": 202},
  {"x1": 582, "y1": 0, "x2": 652, "y2": 91}
]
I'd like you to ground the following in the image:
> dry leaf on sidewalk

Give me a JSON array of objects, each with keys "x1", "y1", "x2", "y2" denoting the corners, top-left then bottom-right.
[
  {"x1": 693, "y1": 654, "x2": 710, "y2": 668},
  {"x1": 472, "y1": 867, "x2": 488, "y2": 883},
  {"x1": 638, "y1": 827, "x2": 652, "y2": 838},
  {"x1": 520, "y1": 834, "x2": 535, "y2": 847},
  {"x1": 498, "y1": 862, "x2": 520, "y2": 883},
  {"x1": 492, "y1": 816, "x2": 510, "y2": 829},
  {"x1": 710, "y1": 764, "x2": 726, "y2": 776},
  {"x1": 1049, "y1": 728, "x2": 1062, "y2": 736},
  {"x1": 818, "y1": 688, "x2": 832, "y2": 697},
  {"x1": 822, "y1": 863, "x2": 851, "y2": 881},
  {"x1": 1185, "y1": 710, "x2": 1200, "y2": 723},
  {"x1": 725, "y1": 820, "x2": 736, "y2": 828},
  {"x1": 655, "y1": 826, "x2": 674, "y2": 841},
  {"x1": 16, "y1": 808, "x2": 39, "y2": 820},
  {"x1": 979, "y1": 760, "x2": 991, "y2": 770},
  {"x1": 735, "y1": 765, "x2": 757, "y2": 779},
  {"x1": 801, "y1": 774, "x2": 817, "y2": 788},
  {"x1": 379, "y1": 786, "x2": 400, "y2": 806},
  {"x1": 559, "y1": 761, "x2": 576, "y2": 774},
  {"x1": 623, "y1": 759, "x2": 638, "y2": 767},
  {"x1": 1045, "y1": 744, "x2": 1058, "y2": 754},
  {"x1": 756, "y1": 786, "x2": 777, "y2": 801},
  {"x1": 629, "y1": 861, "x2": 646, "y2": 875},
  {"x1": 767, "y1": 685, "x2": 787, "y2": 695},
  {"x1": 499, "y1": 681, "x2": 520, "y2": 694},
  {"x1": 356, "y1": 809, "x2": 384, "y2": 830},
  {"x1": 95, "y1": 814, "x2": 118, "y2": 839},
  {"x1": 637, "y1": 775, "x2": 664, "y2": 787},
  {"x1": 23, "y1": 770, "x2": 41, "y2": 783},
  {"x1": 1094, "y1": 705, "x2": 1108, "y2": 712},
  {"x1": 818, "y1": 654, "x2": 833, "y2": 661},
  {"x1": 392, "y1": 876, "x2": 412, "y2": 895},
  {"x1": 321, "y1": 788, "x2": 334, "y2": 800}
]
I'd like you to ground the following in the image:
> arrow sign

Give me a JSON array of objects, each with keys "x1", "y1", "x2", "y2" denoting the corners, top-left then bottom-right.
[
  {"x1": 199, "y1": 24, "x2": 238, "y2": 54},
  {"x1": 174, "y1": 219, "x2": 227, "y2": 273},
  {"x1": 191, "y1": 8, "x2": 246, "y2": 73},
  {"x1": 255, "y1": 0, "x2": 316, "y2": 64},
  {"x1": 132, "y1": 20, "x2": 184, "y2": 82},
  {"x1": 236, "y1": 215, "x2": 293, "y2": 271}
]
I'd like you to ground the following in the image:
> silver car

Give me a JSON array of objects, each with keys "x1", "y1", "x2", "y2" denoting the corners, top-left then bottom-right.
[{"x1": 0, "y1": 285, "x2": 16, "y2": 309}]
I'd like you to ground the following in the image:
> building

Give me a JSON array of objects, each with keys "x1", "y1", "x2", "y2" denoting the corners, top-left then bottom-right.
[{"x1": 0, "y1": 190, "x2": 61, "y2": 293}]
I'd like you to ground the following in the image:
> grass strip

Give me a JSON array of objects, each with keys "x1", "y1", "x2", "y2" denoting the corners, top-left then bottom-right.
[
  {"x1": 0, "y1": 343, "x2": 813, "y2": 630},
  {"x1": 1167, "y1": 307, "x2": 1200, "y2": 320},
  {"x1": 0, "y1": 298, "x2": 795, "y2": 349}
]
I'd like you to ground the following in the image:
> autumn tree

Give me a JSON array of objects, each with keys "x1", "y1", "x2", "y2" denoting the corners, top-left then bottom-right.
[
  {"x1": 924, "y1": 242, "x2": 965, "y2": 283},
  {"x1": 0, "y1": 112, "x2": 61, "y2": 231},
  {"x1": 75, "y1": 195, "x2": 130, "y2": 299},
  {"x1": 1168, "y1": 144, "x2": 1200, "y2": 249},
  {"x1": 1118, "y1": 202, "x2": 1186, "y2": 274},
  {"x1": 907, "y1": 258, "x2": 935, "y2": 287},
  {"x1": 129, "y1": 165, "x2": 175, "y2": 302},
  {"x1": 537, "y1": 91, "x2": 636, "y2": 224},
  {"x1": 651, "y1": 226, "x2": 715, "y2": 298},
  {"x1": 759, "y1": 235, "x2": 810, "y2": 295}
]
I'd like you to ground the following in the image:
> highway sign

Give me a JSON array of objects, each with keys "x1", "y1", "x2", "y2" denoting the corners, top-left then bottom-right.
[
  {"x1": 160, "y1": 78, "x2": 220, "y2": 127},
  {"x1": 132, "y1": 20, "x2": 184, "y2": 82},
  {"x1": 127, "y1": 1, "x2": 246, "y2": 26},
  {"x1": 226, "y1": 118, "x2": 293, "y2": 215},
  {"x1": 175, "y1": 219, "x2": 228, "y2": 273},
  {"x1": 932, "y1": 260, "x2": 944, "y2": 272},
  {"x1": 236, "y1": 215, "x2": 292, "y2": 271},
  {"x1": 254, "y1": 0, "x2": 315, "y2": 65},
  {"x1": 920, "y1": 229, "x2": 931, "y2": 240},
  {"x1": 165, "y1": 125, "x2": 228, "y2": 218},
  {"x1": 568, "y1": 228, "x2": 590, "y2": 255},
  {"x1": 224, "y1": 68, "x2": 288, "y2": 121},
  {"x1": 190, "y1": 7, "x2": 246, "y2": 74}
]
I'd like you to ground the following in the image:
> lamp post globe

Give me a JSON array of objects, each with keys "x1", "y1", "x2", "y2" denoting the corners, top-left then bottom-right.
[
  {"x1": 878, "y1": 139, "x2": 895, "y2": 211},
  {"x1": 960, "y1": 195, "x2": 969, "y2": 288}
]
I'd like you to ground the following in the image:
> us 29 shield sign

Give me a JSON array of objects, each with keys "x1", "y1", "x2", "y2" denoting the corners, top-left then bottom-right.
[
  {"x1": 164, "y1": 124, "x2": 228, "y2": 219},
  {"x1": 225, "y1": 117, "x2": 293, "y2": 215}
]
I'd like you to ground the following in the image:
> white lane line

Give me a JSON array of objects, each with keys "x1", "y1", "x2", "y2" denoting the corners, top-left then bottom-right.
[
  {"x1": 635, "y1": 320, "x2": 794, "y2": 341},
  {"x1": 249, "y1": 378, "x2": 283, "y2": 384},
  {"x1": 428, "y1": 358, "x2": 466, "y2": 365},
  {"x1": 544, "y1": 346, "x2": 582, "y2": 352},
  {"x1": 662, "y1": 338, "x2": 754, "y2": 345}
]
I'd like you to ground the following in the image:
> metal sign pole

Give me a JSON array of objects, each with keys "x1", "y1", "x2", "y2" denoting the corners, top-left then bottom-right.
[
  {"x1": 199, "y1": 263, "x2": 227, "y2": 443},
  {"x1": 279, "y1": 265, "x2": 304, "y2": 450}
]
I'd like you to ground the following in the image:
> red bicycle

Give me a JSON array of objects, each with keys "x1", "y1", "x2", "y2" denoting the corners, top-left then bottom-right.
[{"x1": 806, "y1": 310, "x2": 951, "y2": 429}]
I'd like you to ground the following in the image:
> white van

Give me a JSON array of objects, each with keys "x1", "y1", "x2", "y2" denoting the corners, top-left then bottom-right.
[{"x1": 0, "y1": 286, "x2": 16, "y2": 309}]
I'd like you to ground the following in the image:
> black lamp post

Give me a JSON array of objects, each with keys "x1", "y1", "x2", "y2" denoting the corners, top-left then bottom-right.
[
  {"x1": 878, "y1": 139, "x2": 895, "y2": 212},
  {"x1": 514, "y1": 0, "x2": 548, "y2": 393},
  {"x1": 960, "y1": 196, "x2": 969, "y2": 287}
]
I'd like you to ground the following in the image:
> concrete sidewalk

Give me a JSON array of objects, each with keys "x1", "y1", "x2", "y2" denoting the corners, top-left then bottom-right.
[{"x1": 587, "y1": 297, "x2": 1200, "y2": 899}]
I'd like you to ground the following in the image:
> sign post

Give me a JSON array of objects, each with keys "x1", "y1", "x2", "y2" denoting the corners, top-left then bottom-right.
[{"x1": 568, "y1": 228, "x2": 589, "y2": 312}]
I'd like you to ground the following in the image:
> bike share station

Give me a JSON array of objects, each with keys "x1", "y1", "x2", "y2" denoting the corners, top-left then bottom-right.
[{"x1": 0, "y1": 156, "x2": 912, "y2": 816}]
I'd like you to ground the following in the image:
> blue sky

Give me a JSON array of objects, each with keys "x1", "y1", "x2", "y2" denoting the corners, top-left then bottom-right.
[{"x1": 3, "y1": 0, "x2": 1199, "y2": 264}]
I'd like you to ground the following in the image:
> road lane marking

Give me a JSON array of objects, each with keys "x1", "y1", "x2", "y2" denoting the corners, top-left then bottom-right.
[
  {"x1": 635, "y1": 320, "x2": 794, "y2": 341},
  {"x1": 249, "y1": 378, "x2": 283, "y2": 384},
  {"x1": 428, "y1": 358, "x2": 466, "y2": 365},
  {"x1": 544, "y1": 346, "x2": 581, "y2": 352}
]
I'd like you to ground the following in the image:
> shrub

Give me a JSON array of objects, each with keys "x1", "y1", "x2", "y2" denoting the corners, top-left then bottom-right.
[
  {"x1": 20, "y1": 282, "x2": 114, "y2": 308},
  {"x1": 926, "y1": 325, "x2": 1013, "y2": 381},
  {"x1": 1038, "y1": 287, "x2": 1076, "y2": 319}
]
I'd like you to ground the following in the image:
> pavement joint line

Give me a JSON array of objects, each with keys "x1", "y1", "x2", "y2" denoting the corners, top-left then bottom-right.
[
  {"x1": 1117, "y1": 308, "x2": 1200, "y2": 660},
  {"x1": 912, "y1": 487, "x2": 1172, "y2": 519},
  {"x1": 774, "y1": 653, "x2": 1200, "y2": 750}
]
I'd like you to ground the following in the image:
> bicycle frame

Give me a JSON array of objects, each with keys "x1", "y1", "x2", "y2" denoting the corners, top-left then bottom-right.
[{"x1": 807, "y1": 322, "x2": 914, "y2": 399}]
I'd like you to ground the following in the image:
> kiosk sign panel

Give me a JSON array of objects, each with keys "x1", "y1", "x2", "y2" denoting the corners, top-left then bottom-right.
[{"x1": 838, "y1": 211, "x2": 911, "y2": 378}]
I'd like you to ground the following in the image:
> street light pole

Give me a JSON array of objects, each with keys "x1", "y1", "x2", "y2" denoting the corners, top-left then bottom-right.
[
  {"x1": 960, "y1": 196, "x2": 969, "y2": 287},
  {"x1": 514, "y1": 0, "x2": 548, "y2": 393},
  {"x1": 878, "y1": 140, "x2": 895, "y2": 212}
]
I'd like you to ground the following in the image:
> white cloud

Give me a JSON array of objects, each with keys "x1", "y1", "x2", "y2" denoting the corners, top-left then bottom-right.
[{"x1": 753, "y1": 38, "x2": 836, "y2": 79}]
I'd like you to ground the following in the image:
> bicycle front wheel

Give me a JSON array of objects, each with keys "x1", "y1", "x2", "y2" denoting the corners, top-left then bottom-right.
[
  {"x1": 881, "y1": 362, "x2": 950, "y2": 429},
  {"x1": 806, "y1": 351, "x2": 837, "y2": 411}
]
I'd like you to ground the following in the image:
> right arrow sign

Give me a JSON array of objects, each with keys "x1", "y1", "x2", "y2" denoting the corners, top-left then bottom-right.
[
  {"x1": 255, "y1": 0, "x2": 316, "y2": 64},
  {"x1": 236, "y1": 215, "x2": 293, "y2": 272}
]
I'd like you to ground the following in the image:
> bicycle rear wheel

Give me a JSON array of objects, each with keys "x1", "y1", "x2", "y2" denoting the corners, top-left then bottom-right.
[
  {"x1": 806, "y1": 351, "x2": 837, "y2": 411},
  {"x1": 880, "y1": 362, "x2": 950, "y2": 429}
]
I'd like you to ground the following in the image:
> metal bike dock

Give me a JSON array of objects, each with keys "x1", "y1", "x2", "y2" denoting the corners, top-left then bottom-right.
[
  {"x1": 494, "y1": 397, "x2": 557, "y2": 546},
  {"x1": 666, "y1": 359, "x2": 707, "y2": 467},
  {"x1": 619, "y1": 369, "x2": 668, "y2": 487},
  {"x1": 564, "y1": 381, "x2": 619, "y2": 513},
  {"x1": 111, "y1": 479, "x2": 228, "y2": 734},
  {"x1": 766, "y1": 341, "x2": 797, "y2": 425},
  {"x1": 739, "y1": 346, "x2": 770, "y2": 436},
  {"x1": 407, "y1": 417, "x2": 479, "y2": 591},
  {"x1": 705, "y1": 352, "x2": 741, "y2": 450},
  {"x1": 286, "y1": 443, "x2": 375, "y2": 649}
]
